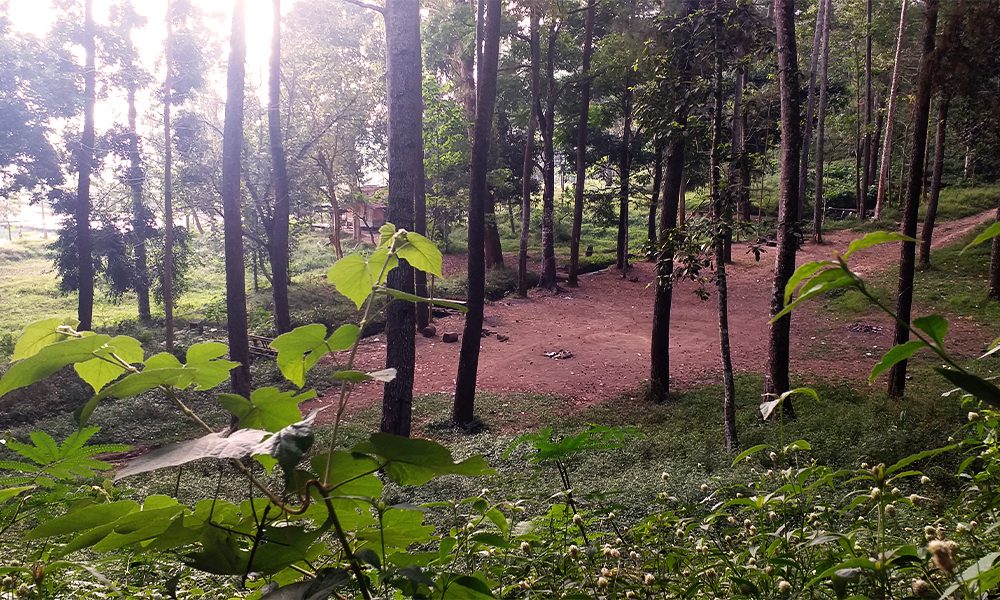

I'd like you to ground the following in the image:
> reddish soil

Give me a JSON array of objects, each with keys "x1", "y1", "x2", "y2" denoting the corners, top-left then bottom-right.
[{"x1": 308, "y1": 211, "x2": 996, "y2": 417}]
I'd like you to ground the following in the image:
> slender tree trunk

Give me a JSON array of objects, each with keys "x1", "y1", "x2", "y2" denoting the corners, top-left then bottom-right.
[
  {"x1": 647, "y1": 145, "x2": 663, "y2": 257},
  {"x1": 731, "y1": 62, "x2": 749, "y2": 223},
  {"x1": 860, "y1": 0, "x2": 873, "y2": 216},
  {"x1": 918, "y1": 94, "x2": 950, "y2": 268},
  {"x1": 267, "y1": 0, "x2": 292, "y2": 335},
  {"x1": 453, "y1": 0, "x2": 501, "y2": 427},
  {"x1": 382, "y1": 0, "x2": 423, "y2": 436},
  {"x1": 163, "y1": 0, "x2": 175, "y2": 350},
  {"x1": 989, "y1": 197, "x2": 1000, "y2": 300},
  {"x1": 415, "y1": 137, "x2": 430, "y2": 330},
  {"x1": 518, "y1": 7, "x2": 540, "y2": 298},
  {"x1": 764, "y1": 0, "x2": 802, "y2": 417},
  {"x1": 126, "y1": 84, "x2": 151, "y2": 324},
  {"x1": 798, "y1": 0, "x2": 826, "y2": 218},
  {"x1": 569, "y1": 0, "x2": 595, "y2": 286},
  {"x1": 710, "y1": 2, "x2": 737, "y2": 450},
  {"x1": 853, "y1": 40, "x2": 863, "y2": 217},
  {"x1": 813, "y1": 0, "x2": 832, "y2": 243},
  {"x1": 538, "y1": 23, "x2": 558, "y2": 291},
  {"x1": 875, "y1": 0, "x2": 909, "y2": 218},
  {"x1": 76, "y1": 0, "x2": 96, "y2": 331},
  {"x1": 887, "y1": 0, "x2": 939, "y2": 398},
  {"x1": 869, "y1": 91, "x2": 883, "y2": 194},
  {"x1": 616, "y1": 80, "x2": 633, "y2": 273},
  {"x1": 221, "y1": 0, "x2": 251, "y2": 399}
]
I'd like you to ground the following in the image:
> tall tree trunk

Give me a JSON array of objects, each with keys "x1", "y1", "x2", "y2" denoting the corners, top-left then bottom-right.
[
  {"x1": 798, "y1": 0, "x2": 827, "y2": 218},
  {"x1": 317, "y1": 152, "x2": 344, "y2": 259},
  {"x1": 163, "y1": 0, "x2": 175, "y2": 350},
  {"x1": 868, "y1": 91, "x2": 883, "y2": 194},
  {"x1": 874, "y1": 0, "x2": 909, "y2": 218},
  {"x1": 711, "y1": 2, "x2": 737, "y2": 450},
  {"x1": 989, "y1": 197, "x2": 1000, "y2": 300},
  {"x1": 126, "y1": 83, "x2": 152, "y2": 324},
  {"x1": 569, "y1": 0, "x2": 595, "y2": 286},
  {"x1": 76, "y1": 0, "x2": 96, "y2": 331},
  {"x1": 731, "y1": 62, "x2": 750, "y2": 223},
  {"x1": 222, "y1": 0, "x2": 251, "y2": 399},
  {"x1": 764, "y1": 0, "x2": 802, "y2": 417},
  {"x1": 616, "y1": 80, "x2": 633, "y2": 272},
  {"x1": 918, "y1": 94, "x2": 950, "y2": 268},
  {"x1": 453, "y1": 0, "x2": 501, "y2": 427},
  {"x1": 887, "y1": 0, "x2": 939, "y2": 398},
  {"x1": 518, "y1": 7, "x2": 540, "y2": 298},
  {"x1": 267, "y1": 0, "x2": 292, "y2": 335},
  {"x1": 860, "y1": 0, "x2": 873, "y2": 216},
  {"x1": 647, "y1": 145, "x2": 663, "y2": 257},
  {"x1": 382, "y1": 0, "x2": 422, "y2": 436},
  {"x1": 538, "y1": 23, "x2": 558, "y2": 291},
  {"x1": 415, "y1": 136, "x2": 430, "y2": 330},
  {"x1": 813, "y1": 0, "x2": 832, "y2": 243}
]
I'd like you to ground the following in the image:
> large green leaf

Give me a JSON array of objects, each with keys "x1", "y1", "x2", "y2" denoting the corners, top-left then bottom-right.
[
  {"x1": 28, "y1": 500, "x2": 140, "y2": 539},
  {"x1": 369, "y1": 247, "x2": 399, "y2": 284},
  {"x1": 381, "y1": 288, "x2": 468, "y2": 312},
  {"x1": 934, "y1": 368, "x2": 1000, "y2": 407},
  {"x1": 12, "y1": 317, "x2": 79, "y2": 361},
  {"x1": 73, "y1": 335, "x2": 145, "y2": 393},
  {"x1": 783, "y1": 261, "x2": 835, "y2": 305},
  {"x1": 271, "y1": 324, "x2": 360, "y2": 387},
  {"x1": 842, "y1": 231, "x2": 916, "y2": 259},
  {"x1": 772, "y1": 268, "x2": 856, "y2": 321},
  {"x1": 396, "y1": 231, "x2": 443, "y2": 278},
  {"x1": 95, "y1": 368, "x2": 196, "y2": 401},
  {"x1": 0, "y1": 485, "x2": 34, "y2": 505},
  {"x1": 312, "y1": 451, "x2": 383, "y2": 497},
  {"x1": 327, "y1": 253, "x2": 374, "y2": 309},
  {"x1": 218, "y1": 387, "x2": 313, "y2": 432},
  {"x1": 913, "y1": 315, "x2": 948, "y2": 347},
  {"x1": 962, "y1": 220, "x2": 1000, "y2": 253},
  {"x1": 260, "y1": 412, "x2": 318, "y2": 486},
  {"x1": 355, "y1": 433, "x2": 494, "y2": 486},
  {"x1": 115, "y1": 429, "x2": 271, "y2": 480},
  {"x1": 0, "y1": 335, "x2": 111, "y2": 398},
  {"x1": 760, "y1": 387, "x2": 819, "y2": 420},
  {"x1": 869, "y1": 341, "x2": 927, "y2": 383}
]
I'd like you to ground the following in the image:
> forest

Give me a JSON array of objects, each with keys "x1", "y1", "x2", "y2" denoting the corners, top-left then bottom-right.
[{"x1": 1, "y1": 0, "x2": 999, "y2": 597}]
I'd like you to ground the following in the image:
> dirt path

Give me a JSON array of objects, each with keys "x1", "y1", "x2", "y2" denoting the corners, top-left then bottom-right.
[{"x1": 308, "y1": 211, "x2": 996, "y2": 416}]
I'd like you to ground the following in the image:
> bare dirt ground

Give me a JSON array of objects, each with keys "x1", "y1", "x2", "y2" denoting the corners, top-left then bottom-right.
[{"x1": 309, "y1": 211, "x2": 997, "y2": 416}]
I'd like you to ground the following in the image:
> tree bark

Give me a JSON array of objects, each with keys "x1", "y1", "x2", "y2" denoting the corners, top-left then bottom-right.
[
  {"x1": 731, "y1": 62, "x2": 750, "y2": 223},
  {"x1": 918, "y1": 94, "x2": 949, "y2": 269},
  {"x1": 76, "y1": 0, "x2": 96, "y2": 331},
  {"x1": 798, "y1": 0, "x2": 827, "y2": 219},
  {"x1": 647, "y1": 145, "x2": 663, "y2": 257},
  {"x1": 616, "y1": 78, "x2": 633, "y2": 273},
  {"x1": 538, "y1": 22, "x2": 558, "y2": 291},
  {"x1": 382, "y1": 0, "x2": 422, "y2": 436},
  {"x1": 711, "y1": 1, "x2": 737, "y2": 451},
  {"x1": 860, "y1": 0, "x2": 873, "y2": 216},
  {"x1": 163, "y1": 0, "x2": 175, "y2": 350},
  {"x1": 222, "y1": 0, "x2": 251, "y2": 399},
  {"x1": 267, "y1": 0, "x2": 292, "y2": 335},
  {"x1": 414, "y1": 135, "x2": 430, "y2": 330},
  {"x1": 569, "y1": 0, "x2": 595, "y2": 286},
  {"x1": 126, "y1": 83, "x2": 151, "y2": 324},
  {"x1": 989, "y1": 197, "x2": 1000, "y2": 300},
  {"x1": 887, "y1": 0, "x2": 939, "y2": 398},
  {"x1": 453, "y1": 0, "x2": 501, "y2": 427},
  {"x1": 764, "y1": 0, "x2": 802, "y2": 417},
  {"x1": 518, "y1": 7, "x2": 540, "y2": 298},
  {"x1": 813, "y1": 0, "x2": 832, "y2": 243},
  {"x1": 874, "y1": 0, "x2": 909, "y2": 219}
]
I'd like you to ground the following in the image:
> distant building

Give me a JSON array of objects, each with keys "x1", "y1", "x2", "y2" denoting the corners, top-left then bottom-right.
[{"x1": 346, "y1": 184, "x2": 387, "y2": 242}]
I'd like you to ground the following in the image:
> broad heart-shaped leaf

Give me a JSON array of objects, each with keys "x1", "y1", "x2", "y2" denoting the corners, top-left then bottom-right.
[
  {"x1": 144, "y1": 352, "x2": 183, "y2": 370},
  {"x1": 381, "y1": 288, "x2": 468, "y2": 312},
  {"x1": 369, "y1": 247, "x2": 399, "y2": 285},
  {"x1": 434, "y1": 574, "x2": 496, "y2": 600},
  {"x1": 312, "y1": 451, "x2": 383, "y2": 497},
  {"x1": 186, "y1": 341, "x2": 227, "y2": 363},
  {"x1": 842, "y1": 231, "x2": 916, "y2": 259},
  {"x1": 378, "y1": 222, "x2": 396, "y2": 247},
  {"x1": 913, "y1": 315, "x2": 948, "y2": 348},
  {"x1": 396, "y1": 231, "x2": 444, "y2": 278},
  {"x1": 869, "y1": 341, "x2": 927, "y2": 383},
  {"x1": 28, "y1": 500, "x2": 140, "y2": 539},
  {"x1": 0, "y1": 334, "x2": 111, "y2": 399},
  {"x1": 115, "y1": 429, "x2": 271, "y2": 480},
  {"x1": 760, "y1": 387, "x2": 820, "y2": 420},
  {"x1": 327, "y1": 253, "x2": 374, "y2": 309},
  {"x1": 73, "y1": 335, "x2": 145, "y2": 394},
  {"x1": 12, "y1": 317, "x2": 79, "y2": 361},
  {"x1": 354, "y1": 433, "x2": 494, "y2": 486},
  {"x1": 962, "y1": 220, "x2": 1000, "y2": 253},
  {"x1": 271, "y1": 324, "x2": 360, "y2": 388},
  {"x1": 218, "y1": 387, "x2": 314, "y2": 432},
  {"x1": 934, "y1": 368, "x2": 1000, "y2": 408},
  {"x1": 79, "y1": 366, "x2": 198, "y2": 426}
]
